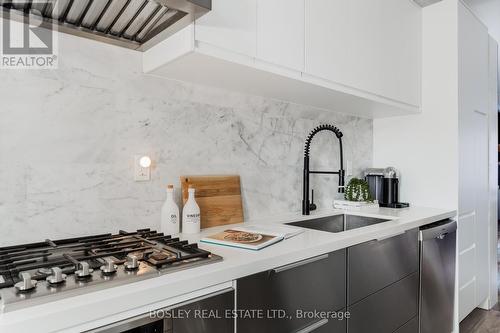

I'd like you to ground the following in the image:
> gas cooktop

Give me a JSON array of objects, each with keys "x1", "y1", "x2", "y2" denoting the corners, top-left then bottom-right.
[{"x1": 0, "y1": 229, "x2": 221, "y2": 312}]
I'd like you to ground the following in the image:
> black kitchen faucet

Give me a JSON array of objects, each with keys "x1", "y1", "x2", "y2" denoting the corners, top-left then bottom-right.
[{"x1": 302, "y1": 124, "x2": 345, "y2": 215}]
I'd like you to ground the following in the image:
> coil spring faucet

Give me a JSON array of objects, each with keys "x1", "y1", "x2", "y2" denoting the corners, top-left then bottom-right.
[{"x1": 302, "y1": 124, "x2": 345, "y2": 215}]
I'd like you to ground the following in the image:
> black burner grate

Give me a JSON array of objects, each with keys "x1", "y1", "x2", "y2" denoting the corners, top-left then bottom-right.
[{"x1": 0, "y1": 229, "x2": 214, "y2": 289}]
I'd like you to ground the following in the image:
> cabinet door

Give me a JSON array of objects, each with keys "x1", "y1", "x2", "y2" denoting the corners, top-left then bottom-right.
[
  {"x1": 237, "y1": 250, "x2": 346, "y2": 333},
  {"x1": 348, "y1": 273, "x2": 418, "y2": 333},
  {"x1": 305, "y1": 0, "x2": 421, "y2": 106},
  {"x1": 195, "y1": 0, "x2": 256, "y2": 57},
  {"x1": 171, "y1": 289, "x2": 234, "y2": 333},
  {"x1": 99, "y1": 289, "x2": 234, "y2": 333},
  {"x1": 457, "y1": 1, "x2": 490, "y2": 320},
  {"x1": 394, "y1": 317, "x2": 418, "y2": 333},
  {"x1": 257, "y1": 0, "x2": 304, "y2": 71},
  {"x1": 348, "y1": 228, "x2": 418, "y2": 305}
]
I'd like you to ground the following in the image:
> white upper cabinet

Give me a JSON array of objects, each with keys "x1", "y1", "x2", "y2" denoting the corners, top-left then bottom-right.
[
  {"x1": 256, "y1": 0, "x2": 305, "y2": 72},
  {"x1": 194, "y1": 0, "x2": 257, "y2": 58},
  {"x1": 145, "y1": 0, "x2": 423, "y2": 117},
  {"x1": 305, "y1": 0, "x2": 421, "y2": 107}
]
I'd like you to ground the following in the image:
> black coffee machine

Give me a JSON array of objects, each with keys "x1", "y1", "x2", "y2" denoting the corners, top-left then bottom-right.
[{"x1": 364, "y1": 167, "x2": 409, "y2": 208}]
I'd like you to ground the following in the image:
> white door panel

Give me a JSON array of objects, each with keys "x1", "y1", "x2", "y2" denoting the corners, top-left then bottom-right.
[
  {"x1": 305, "y1": 0, "x2": 421, "y2": 106},
  {"x1": 195, "y1": 0, "x2": 257, "y2": 57},
  {"x1": 457, "y1": 213, "x2": 475, "y2": 252},
  {"x1": 458, "y1": 246, "x2": 476, "y2": 288},
  {"x1": 473, "y1": 111, "x2": 490, "y2": 305},
  {"x1": 257, "y1": 0, "x2": 304, "y2": 71},
  {"x1": 459, "y1": 280, "x2": 476, "y2": 321},
  {"x1": 457, "y1": 2, "x2": 490, "y2": 318}
]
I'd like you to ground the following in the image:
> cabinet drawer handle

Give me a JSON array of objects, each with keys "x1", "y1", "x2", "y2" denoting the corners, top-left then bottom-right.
[
  {"x1": 294, "y1": 318, "x2": 329, "y2": 333},
  {"x1": 273, "y1": 254, "x2": 329, "y2": 274},
  {"x1": 375, "y1": 230, "x2": 406, "y2": 242}
]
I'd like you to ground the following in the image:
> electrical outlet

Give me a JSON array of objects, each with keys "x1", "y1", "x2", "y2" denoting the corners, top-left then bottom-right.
[{"x1": 134, "y1": 155, "x2": 151, "y2": 181}]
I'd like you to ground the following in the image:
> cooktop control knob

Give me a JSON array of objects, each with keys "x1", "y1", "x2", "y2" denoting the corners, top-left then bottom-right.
[
  {"x1": 100, "y1": 259, "x2": 117, "y2": 275},
  {"x1": 46, "y1": 267, "x2": 67, "y2": 285},
  {"x1": 14, "y1": 272, "x2": 37, "y2": 292},
  {"x1": 125, "y1": 255, "x2": 139, "y2": 271},
  {"x1": 75, "y1": 262, "x2": 93, "y2": 279}
]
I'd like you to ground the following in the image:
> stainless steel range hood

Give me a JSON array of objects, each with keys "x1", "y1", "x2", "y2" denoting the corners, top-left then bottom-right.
[{"x1": 0, "y1": 0, "x2": 211, "y2": 51}]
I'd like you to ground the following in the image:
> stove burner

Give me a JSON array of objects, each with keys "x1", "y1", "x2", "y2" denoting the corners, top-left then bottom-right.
[{"x1": 0, "y1": 228, "x2": 221, "y2": 312}]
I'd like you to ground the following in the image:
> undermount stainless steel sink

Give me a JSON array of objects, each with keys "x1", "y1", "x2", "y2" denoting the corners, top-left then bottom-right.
[{"x1": 286, "y1": 214, "x2": 391, "y2": 233}]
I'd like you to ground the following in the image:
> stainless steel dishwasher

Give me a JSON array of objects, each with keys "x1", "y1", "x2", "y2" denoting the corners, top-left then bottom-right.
[{"x1": 418, "y1": 219, "x2": 457, "y2": 333}]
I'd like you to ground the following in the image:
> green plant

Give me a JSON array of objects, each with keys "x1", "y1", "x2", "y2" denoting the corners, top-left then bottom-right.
[{"x1": 344, "y1": 178, "x2": 373, "y2": 202}]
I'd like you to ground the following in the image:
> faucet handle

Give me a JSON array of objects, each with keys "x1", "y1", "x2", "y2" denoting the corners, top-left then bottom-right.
[{"x1": 310, "y1": 189, "x2": 317, "y2": 211}]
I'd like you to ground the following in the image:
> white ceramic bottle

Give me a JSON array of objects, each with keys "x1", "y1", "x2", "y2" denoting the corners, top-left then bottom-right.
[
  {"x1": 161, "y1": 185, "x2": 180, "y2": 235},
  {"x1": 182, "y1": 186, "x2": 201, "y2": 234}
]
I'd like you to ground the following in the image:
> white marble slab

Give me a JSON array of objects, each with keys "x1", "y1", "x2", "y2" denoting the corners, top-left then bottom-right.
[{"x1": 0, "y1": 32, "x2": 372, "y2": 246}]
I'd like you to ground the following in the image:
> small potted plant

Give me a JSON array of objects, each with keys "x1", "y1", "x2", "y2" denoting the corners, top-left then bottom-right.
[
  {"x1": 333, "y1": 178, "x2": 378, "y2": 210},
  {"x1": 344, "y1": 178, "x2": 373, "y2": 202}
]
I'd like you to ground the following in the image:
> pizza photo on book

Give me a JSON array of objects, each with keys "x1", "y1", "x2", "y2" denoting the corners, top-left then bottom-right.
[{"x1": 200, "y1": 224, "x2": 303, "y2": 250}]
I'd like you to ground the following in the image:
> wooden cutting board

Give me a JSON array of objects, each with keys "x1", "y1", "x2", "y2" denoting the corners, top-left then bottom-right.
[{"x1": 180, "y1": 175, "x2": 244, "y2": 229}]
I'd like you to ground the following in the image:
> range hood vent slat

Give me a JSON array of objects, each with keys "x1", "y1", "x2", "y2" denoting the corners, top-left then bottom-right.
[
  {"x1": 0, "y1": 0, "x2": 211, "y2": 51},
  {"x1": 134, "y1": 5, "x2": 167, "y2": 42},
  {"x1": 122, "y1": 1, "x2": 158, "y2": 40},
  {"x1": 73, "y1": 0, "x2": 93, "y2": 26},
  {"x1": 59, "y1": 0, "x2": 74, "y2": 22},
  {"x1": 104, "y1": 0, "x2": 132, "y2": 34},
  {"x1": 117, "y1": 0, "x2": 148, "y2": 37},
  {"x1": 109, "y1": 0, "x2": 146, "y2": 36},
  {"x1": 140, "y1": 8, "x2": 183, "y2": 43},
  {"x1": 95, "y1": 0, "x2": 128, "y2": 33},
  {"x1": 80, "y1": 0, "x2": 108, "y2": 30},
  {"x1": 65, "y1": 0, "x2": 89, "y2": 25},
  {"x1": 49, "y1": 0, "x2": 70, "y2": 20}
]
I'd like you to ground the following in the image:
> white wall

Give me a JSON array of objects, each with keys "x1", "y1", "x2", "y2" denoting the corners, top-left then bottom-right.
[
  {"x1": 373, "y1": 0, "x2": 459, "y2": 210},
  {"x1": 0, "y1": 26, "x2": 373, "y2": 246}
]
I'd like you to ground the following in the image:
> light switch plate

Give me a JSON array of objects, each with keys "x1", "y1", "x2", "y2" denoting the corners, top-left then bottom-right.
[{"x1": 134, "y1": 155, "x2": 150, "y2": 181}]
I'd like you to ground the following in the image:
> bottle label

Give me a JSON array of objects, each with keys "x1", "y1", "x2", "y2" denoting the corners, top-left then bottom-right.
[{"x1": 186, "y1": 213, "x2": 200, "y2": 219}]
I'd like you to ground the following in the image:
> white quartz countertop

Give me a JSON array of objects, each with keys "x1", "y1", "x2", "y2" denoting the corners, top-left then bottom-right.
[{"x1": 0, "y1": 206, "x2": 456, "y2": 333}]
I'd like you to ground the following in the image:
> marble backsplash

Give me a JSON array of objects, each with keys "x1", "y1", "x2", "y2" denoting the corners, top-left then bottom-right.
[{"x1": 0, "y1": 33, "x2": 372, "y2": 246}]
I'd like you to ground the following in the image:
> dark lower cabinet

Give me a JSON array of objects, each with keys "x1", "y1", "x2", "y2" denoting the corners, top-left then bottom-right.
[
  {"x1": 170, "y1": 289, "x2": 234, "y2": 333},
  {"x1": 348, "y1": 228, "x2": 419, "y2": 305},
  {"x1": 94, "y1": 289, "x2": 234, "y2": 333},
  {"x1": 236, "y1": 229, "x2": 421, "y2": 333},
  {"x1": 237, "y1": 250, "x2": 347, "y2": 333},
  {"x1": 394, "y1": 317, "x2": 418, "y2": 333},
  {"x1": 348, "y1": 273, "x2": 419, "y2": 333},
  {"x1": 347, "y1": 228, "x2": 419, "y2": 333},
  {"x1": 313, "y1": 308, "x2": 347, "y2": 333}
]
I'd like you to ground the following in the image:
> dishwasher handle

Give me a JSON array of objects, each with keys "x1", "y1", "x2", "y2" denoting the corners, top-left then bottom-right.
[{"x1": 419, "y1": 219, "x2": 457, "y2": 241}]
